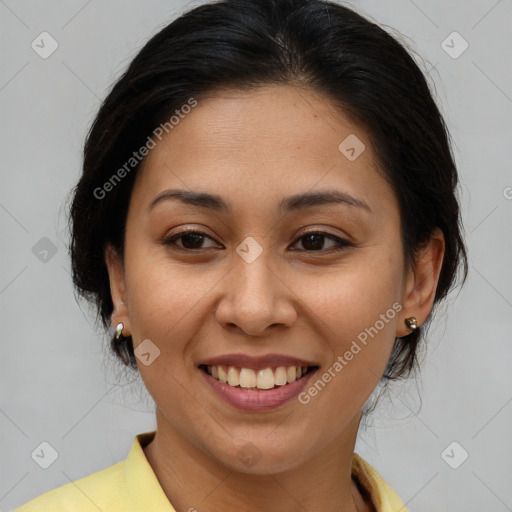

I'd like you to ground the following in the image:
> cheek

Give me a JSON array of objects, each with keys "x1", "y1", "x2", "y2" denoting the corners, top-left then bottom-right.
[
  {"x1": 124, "y1": 241, "x2": 209, "y2": 329},
  {"x1": 122, "y1": 253, "x2": 213, "y2": 417},
  {"x1": 294, "y1": 250, "x2": 402, "y2": 339},
  {"x1": 291, "y1": 248, "x2": 403, "y2": 399},
  {"x1": 294, "y1": 266, "x2": 401, "y2": 437}
]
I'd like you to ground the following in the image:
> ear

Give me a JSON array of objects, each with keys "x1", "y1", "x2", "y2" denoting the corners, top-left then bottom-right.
[
  {"x1": 105, "y1": 244, "x2": 130, "y2": 335},
  {"x1": 397, "y1": 228, "x2": 445, "y2": 337}
]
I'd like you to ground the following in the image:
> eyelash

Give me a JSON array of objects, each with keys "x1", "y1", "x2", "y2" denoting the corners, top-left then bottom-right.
[{"x1": 161, "y1": 228, "x2": 353, "y2": 253}]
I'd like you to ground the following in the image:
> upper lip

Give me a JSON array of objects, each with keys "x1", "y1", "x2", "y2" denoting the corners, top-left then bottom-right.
[{"x1": 198, "y1": 353, "x2": 318, "y2": 370}]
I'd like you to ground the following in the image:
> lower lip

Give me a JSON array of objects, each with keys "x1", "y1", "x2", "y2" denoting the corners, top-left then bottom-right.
[{"x1": 200, "y1": 368, "x2": 317, "y2": 412}]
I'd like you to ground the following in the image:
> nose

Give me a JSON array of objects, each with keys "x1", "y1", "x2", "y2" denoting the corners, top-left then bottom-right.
[{"x1": 214, "y1": 248, "x2": 298, "y2": 337}]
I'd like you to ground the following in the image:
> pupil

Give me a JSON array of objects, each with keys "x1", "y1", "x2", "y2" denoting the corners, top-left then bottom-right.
[
  {"x1": 303, "y1": 234, "x2": 324, "y2": 250},
  {"x1": 182, "y1": 233, "x2": 204, "y2": 249}
]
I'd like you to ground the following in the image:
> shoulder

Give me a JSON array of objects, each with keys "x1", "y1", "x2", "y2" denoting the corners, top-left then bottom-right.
[
  {"x1": 352, "y1": 453, "x2": 408, "y2": 512},
  {"x1": 13, "y1": 460, "x2": 128, "y2": 512},
  {"x1": 14, "y1": 431, "x2": 162, "y2": 512}
]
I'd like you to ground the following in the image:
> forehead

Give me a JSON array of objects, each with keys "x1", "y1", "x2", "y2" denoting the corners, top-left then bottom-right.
[
  {"x1": 131, "y1": 85, "x2": 395, "y2": 219},
  {"x1": 145, "y1": 85, "x2": 366, "y2": 169}
]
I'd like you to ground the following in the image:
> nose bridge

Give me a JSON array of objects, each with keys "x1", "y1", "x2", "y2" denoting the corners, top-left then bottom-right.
[
  {"x1": 233, "y1": 241, "x2": 279, "y2": 311},
  {"x1": 215, "y1": 240, "x2": 296, "y2": 335}
]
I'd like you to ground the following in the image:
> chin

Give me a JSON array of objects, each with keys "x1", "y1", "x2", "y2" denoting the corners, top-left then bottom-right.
[{"x1": 206, "y1": 433, "x2": 315, "y2": 475}]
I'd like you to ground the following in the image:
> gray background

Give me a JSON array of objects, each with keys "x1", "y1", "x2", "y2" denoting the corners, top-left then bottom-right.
[{"x1": 1, "y1": 0, "x2": 511, "y2": 510}]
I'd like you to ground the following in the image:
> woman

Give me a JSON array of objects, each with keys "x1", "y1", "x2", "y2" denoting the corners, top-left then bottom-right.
[{"x1": 15, "y1": 0, "x2": 467, "y2": 510}]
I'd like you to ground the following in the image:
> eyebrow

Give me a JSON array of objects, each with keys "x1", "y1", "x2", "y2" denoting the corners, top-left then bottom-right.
[{"x1": 147, "y1": 188, "x2": 371, "y2": 214}]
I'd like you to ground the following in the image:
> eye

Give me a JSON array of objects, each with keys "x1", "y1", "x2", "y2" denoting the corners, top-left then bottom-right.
[
  {"x1": 162, "y1": 228, "x2": 353, "y2": 253},
  {"x1": 162, "y1": 229, "x2": 221, "y2": 250},
  {"x1": 291, "y1": 231, "x2": 353, "y2": 252}
]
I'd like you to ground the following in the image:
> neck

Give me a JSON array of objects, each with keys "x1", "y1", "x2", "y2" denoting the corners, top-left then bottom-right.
[{"x1": 143, "y1": 409, "x2": 371, "y2": 512}]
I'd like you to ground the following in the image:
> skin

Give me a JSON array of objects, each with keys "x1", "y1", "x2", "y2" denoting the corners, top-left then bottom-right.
[{"x1": 105, "y1": 85, "x2": 445, "y2": 512}]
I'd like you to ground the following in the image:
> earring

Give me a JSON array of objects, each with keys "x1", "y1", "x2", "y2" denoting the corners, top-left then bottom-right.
[
  {"x1": 115, "y1": 322, "x2": 125, "y2": 340},
  {"x1": 404, "y1": 317, "x2": 418, "y2": 331}
]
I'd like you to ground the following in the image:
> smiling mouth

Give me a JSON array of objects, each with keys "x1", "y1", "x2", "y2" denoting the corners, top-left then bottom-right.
[{"x1": 199, "y1": 364, "x2": 318, "y2": 390}]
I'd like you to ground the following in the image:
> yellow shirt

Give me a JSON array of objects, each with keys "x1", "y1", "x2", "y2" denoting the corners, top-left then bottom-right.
[{"x1": 15, "y1": 431, "x2": 407, "y2": 512}]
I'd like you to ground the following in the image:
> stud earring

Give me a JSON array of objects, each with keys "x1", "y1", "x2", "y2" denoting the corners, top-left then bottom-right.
[{"x1": 404, "y1": 317, "x2": 418, "y2": 331}]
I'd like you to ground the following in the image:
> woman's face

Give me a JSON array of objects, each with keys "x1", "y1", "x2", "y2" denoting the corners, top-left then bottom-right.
[{"x1": 108, "y1": 85, "x2": 425, "y2": 473}]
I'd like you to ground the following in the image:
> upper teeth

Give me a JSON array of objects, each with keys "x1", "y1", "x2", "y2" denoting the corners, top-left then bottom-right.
[{"x1": 207, "y1": 365, "x2": 308, "y2": 389}]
